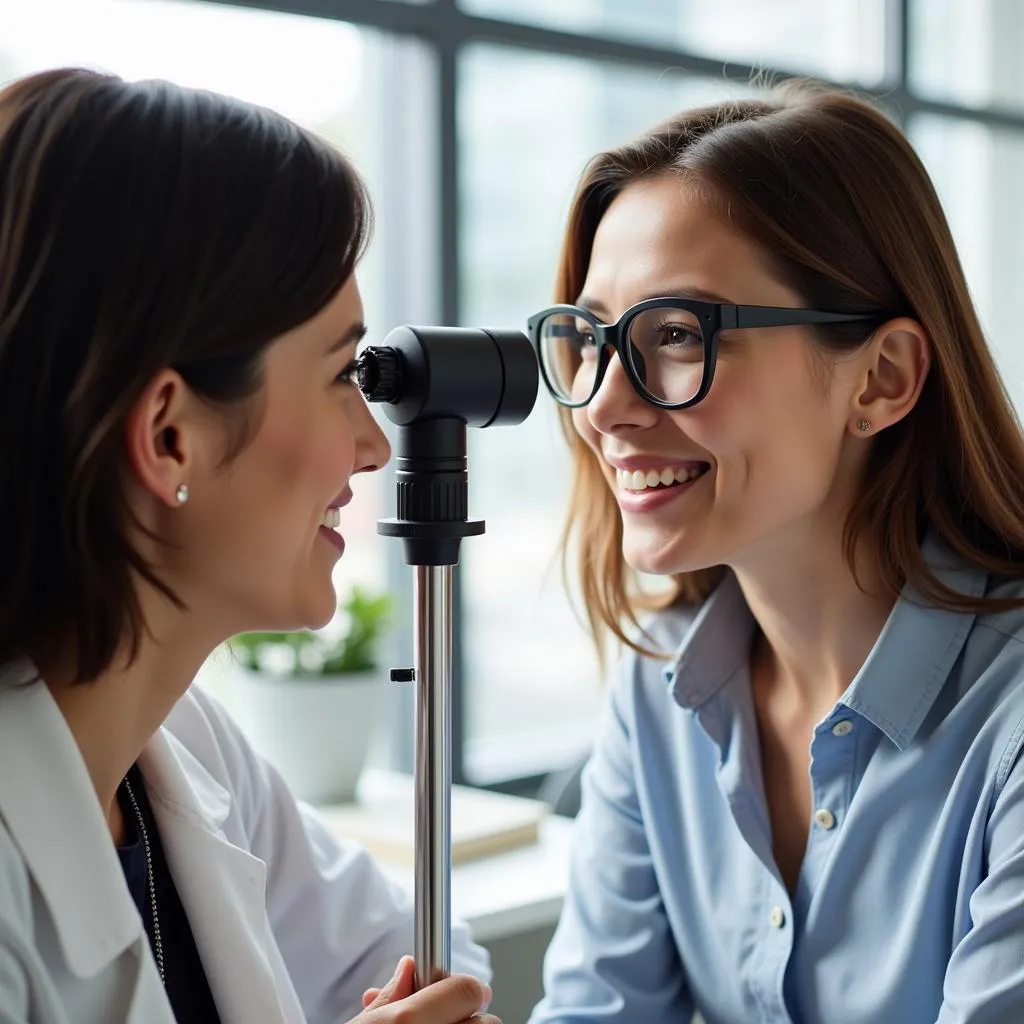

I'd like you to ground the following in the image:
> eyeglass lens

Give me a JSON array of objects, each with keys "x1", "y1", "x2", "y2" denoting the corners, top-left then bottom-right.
[{"x1": 537, "y1": 306, "x2": 706, "y2": 405}]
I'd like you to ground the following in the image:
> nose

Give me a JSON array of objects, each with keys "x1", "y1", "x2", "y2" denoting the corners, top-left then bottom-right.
[
  {"x1": 351, "y1": 394, "x2": 392, "y2": 474},
  {"x1": 586, "y1": 349, "x2": 659, "y2": 436}
]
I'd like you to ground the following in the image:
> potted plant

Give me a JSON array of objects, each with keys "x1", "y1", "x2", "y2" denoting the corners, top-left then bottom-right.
[{"x1": 229, "y1": 586, "x2": 393, "y2": 805}]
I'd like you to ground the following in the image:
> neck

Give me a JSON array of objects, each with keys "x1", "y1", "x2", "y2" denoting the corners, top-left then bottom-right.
[
  {"x1": 34, "y1": 597, "x2": 223, "y2": 843},
  {"x1": 733, "y1": 522, "x2": 897, "y2": 714}
]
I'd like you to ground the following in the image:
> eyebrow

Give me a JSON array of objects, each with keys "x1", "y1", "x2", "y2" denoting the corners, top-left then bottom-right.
[
  {"x1": 577, "y1": 287, "x2": 734, "y2": 317},
  {"x1": 326, "y1": 323, "x2": 368, "y2": 355}
]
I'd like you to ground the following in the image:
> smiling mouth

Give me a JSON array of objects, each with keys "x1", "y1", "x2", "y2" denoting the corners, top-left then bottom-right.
[{"x1": 615, "y1": 464, "x2": 710, "y2": 493}]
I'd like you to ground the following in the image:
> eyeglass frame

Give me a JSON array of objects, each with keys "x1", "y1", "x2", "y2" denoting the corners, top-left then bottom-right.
[{"x1": 527, "y1": 296, "x2": 886, "y2": 411}]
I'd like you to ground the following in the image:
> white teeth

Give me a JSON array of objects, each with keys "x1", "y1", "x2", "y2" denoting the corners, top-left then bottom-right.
[
  {"x1": 322, "y1": 508, "x2": 341, "y2": 529},
  {"x1": 616, "y1": 465, "x2": 706, "y2": 492}
]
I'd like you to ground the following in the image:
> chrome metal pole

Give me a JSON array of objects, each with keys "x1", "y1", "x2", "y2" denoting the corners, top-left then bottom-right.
[{"x1": 413, "y1": 564, "x2": 452, "y2": 988}]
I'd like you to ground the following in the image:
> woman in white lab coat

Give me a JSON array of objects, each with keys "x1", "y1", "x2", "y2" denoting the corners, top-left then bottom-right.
[{"x1": 0, "y1": 68, "x2": 497, "y2": 1024}]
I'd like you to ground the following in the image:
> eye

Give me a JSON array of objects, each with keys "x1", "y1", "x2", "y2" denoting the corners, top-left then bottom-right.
[
  {"x1": 335, "y1": 360, "x2": 359, "y2": 386},
  {"x1": 653, "y1": 321, "x2": 701, "y2": 348},
  {"x1": 573, "y1": 321, "x2": 598, "y2": 354}
]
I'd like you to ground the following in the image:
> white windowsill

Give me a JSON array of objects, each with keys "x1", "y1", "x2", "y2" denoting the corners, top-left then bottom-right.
[
  {"x1": 317, "y1": 769, "x2": 575, "y2": 944},
  {"x1": 377, "y1": 814, "x2": 574, "y2": 944}
]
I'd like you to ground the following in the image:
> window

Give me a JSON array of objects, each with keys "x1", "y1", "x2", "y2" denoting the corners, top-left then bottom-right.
[
  {"x1": 910, "y1": 0, "x2": 1024, "y2": 110},
  {"x1": 462, "y1": 0, "x2": 888, "y2": 85},
  {"x1": 7, "y1": 0, "x2": 1024, "y2": 793},
  {"x1": 0, "y1": 0, "x2": 392, "y2": 718},
  {"x1": 458, "y1": 44, "x2": 751, "y2": 780},
  {"x1": 911, "y1": 117, "x2": 1024, "y2": 408}
]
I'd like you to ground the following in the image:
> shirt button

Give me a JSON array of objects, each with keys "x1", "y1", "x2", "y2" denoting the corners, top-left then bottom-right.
[
  {"x1": 832, "y1": 720, "x2": 853, "y2": 737},
  {"x1": 815, "y1": 808, "x2": 836, "y2": 830},
  {"x1": 769, "y1": 906, "x2": 786, "y2": 929}
]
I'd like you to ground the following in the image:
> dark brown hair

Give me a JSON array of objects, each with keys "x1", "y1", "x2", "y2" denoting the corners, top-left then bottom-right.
[
  {"x1": 554, "y1": 81, "x2": 1024, "y2": 661},
  {"x1": 0, "y1": 68, "x2": 371, "y2": 682}
]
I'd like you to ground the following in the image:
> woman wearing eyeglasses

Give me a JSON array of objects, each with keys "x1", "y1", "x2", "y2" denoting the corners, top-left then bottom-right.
[{"x1": 527, "y1": 82, "x2": 1024, "y2": 1024}]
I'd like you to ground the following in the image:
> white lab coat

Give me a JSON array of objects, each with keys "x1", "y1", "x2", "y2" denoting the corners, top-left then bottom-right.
[{"x1": 0, "y1": 658, "x2": 490, "y2": 1024}]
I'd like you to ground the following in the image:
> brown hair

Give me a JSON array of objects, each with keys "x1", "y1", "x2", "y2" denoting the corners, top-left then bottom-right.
[
  {"x1": 0, "y1": 68, "x2": 371, "y2": 683},
  {"x1": 554, "y1": 81, "x2": 1024, "y2": 662}
]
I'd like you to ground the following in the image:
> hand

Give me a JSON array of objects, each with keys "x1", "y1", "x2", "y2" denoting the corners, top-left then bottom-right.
[{"x1": 352, "y1": 956, "x2": 500, "y2": 1023}]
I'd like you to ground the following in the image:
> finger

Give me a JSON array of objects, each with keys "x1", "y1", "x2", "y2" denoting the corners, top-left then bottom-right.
[
  {"x1": 390, "y1": 957, "x2": 416, "y2": 1000},
  {"x1": 395, "y1": 974, "x2": 493, "y2": 1020},
  {"x1": 361, "y1": 989, "x2": 381, "y2": 1009},
  {"x1": 364, "y1": 957, "x2": 415, "y2": 1011}
]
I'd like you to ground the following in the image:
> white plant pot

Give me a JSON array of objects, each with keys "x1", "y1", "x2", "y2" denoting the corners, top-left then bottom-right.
[{"x1": 233, "y1": 669, "x2": 383, "y2": 805}]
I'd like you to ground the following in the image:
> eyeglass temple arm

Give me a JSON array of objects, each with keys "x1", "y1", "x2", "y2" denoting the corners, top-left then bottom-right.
[{"x1": 732, "y1": 306, "x2": 877, "y2": 329}]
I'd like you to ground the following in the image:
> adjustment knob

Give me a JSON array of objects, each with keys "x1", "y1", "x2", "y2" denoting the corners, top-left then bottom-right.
[{"x1": 357, "y1": 347, "x2": 403, "y2": 403}]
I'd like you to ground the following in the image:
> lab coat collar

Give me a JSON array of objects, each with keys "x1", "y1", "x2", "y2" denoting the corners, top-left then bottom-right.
[
  {"x1": 0, "y1": 663, "x2": 294, "y2": 1022},
  {"x1": 0, "y1": 658, "x2": 140, "y2": 978},
  {"x1": 141, "y1": 724, "x2": 231, "y2": 831},
  {"x1": 141, "y1": 713, "x2": 294, "y2": 1022}
]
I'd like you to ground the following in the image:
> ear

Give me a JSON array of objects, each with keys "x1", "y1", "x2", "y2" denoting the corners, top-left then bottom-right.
[
  {"x1": 849, "y1": 317, "x2": 931, "y2": 437},
  {"x1": 123, "y1": 369, "x2": 196, "y2": 508}
]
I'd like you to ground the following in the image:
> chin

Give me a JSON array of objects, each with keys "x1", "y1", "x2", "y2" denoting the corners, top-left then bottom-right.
[
  {"x1": 303, "y1": 598, "x2": 337, "y2": 631},
  {"x1": 277, "y1": 589, "x2": 337, "y2": 633},
  {"x1": 622, "y1": 536, "x2": 715, "y2": 578}
]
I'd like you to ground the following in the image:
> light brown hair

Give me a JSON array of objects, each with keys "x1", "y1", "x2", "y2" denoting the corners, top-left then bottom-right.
[{"x1": 554, "y1": 81, "x2": 1024, "y2": 662}]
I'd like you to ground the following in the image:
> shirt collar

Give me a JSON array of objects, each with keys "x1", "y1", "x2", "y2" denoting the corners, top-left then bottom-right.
[
  {"x1": 664, "y1": 534, "x2": 988, "y2": 750},
  {"x1": 663, "y1": 571, "x2": 756, "y2": 708},
  {"x1": 842, "y1": 534, "x2": 986, "y2": 748}
]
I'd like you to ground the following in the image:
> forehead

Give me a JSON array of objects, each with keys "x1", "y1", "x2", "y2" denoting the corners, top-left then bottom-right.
[
  {"x1": 582, "y1": 174, "x2": 781, "y2": 308},
  {"x1": 318, "y1": 274, "x2": 364, "y2": 329},
  {"x1": 273, "y1": 274, "x2": 364, "y2": 355}
]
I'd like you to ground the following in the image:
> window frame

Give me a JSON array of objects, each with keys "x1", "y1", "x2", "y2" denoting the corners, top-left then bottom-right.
[{"x1": 196, "y1": 0, "x2": 1024, "y2": 793}]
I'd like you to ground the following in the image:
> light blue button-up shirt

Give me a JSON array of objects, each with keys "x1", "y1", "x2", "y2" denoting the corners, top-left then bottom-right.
[{"x1": 530, "y1": 543, "x2": 1024, "y2": 1023}]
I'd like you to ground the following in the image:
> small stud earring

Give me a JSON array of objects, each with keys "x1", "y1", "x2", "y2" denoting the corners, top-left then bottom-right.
[
  {"x1": 175, "y1": 483, "x2": 190, "y2": 505},
  {"x1": 856, "y1": 419, "x2": 872, "y2": 433}
]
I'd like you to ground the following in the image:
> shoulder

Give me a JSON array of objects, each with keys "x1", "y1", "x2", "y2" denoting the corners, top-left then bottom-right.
[
  {"x1": 959, "y1": 575, "x2": 1024, "y2": 710},
  {"x1": 913, "y1": 572, "x2": 1024, "y2": 791}
]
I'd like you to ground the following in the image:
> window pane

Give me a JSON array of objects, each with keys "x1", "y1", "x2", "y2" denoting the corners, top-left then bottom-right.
[
  {"x1": 909, "y1": 0, "x2": 1024, "y2": 110},
  {"x1": 461, "y1": 0, "x2": 887, "y2": 85},
  {"x1": 911, "y1": 116, "x2": 1024, "y2": 408},
  {"x1": 0, "y1": 0, "x2": 390, "y2": 689},
  {"x1": 458, "y1": 45, "x2": 749, "y2": 780}
]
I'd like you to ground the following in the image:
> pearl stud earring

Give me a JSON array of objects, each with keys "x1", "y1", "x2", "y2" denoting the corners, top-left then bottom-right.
[{"x1": 175, "y1": 483, "x2": 190, "y2": 505}]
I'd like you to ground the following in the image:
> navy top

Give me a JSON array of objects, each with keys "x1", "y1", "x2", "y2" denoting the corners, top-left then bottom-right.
[{"x1": 116, "y1": 763, "x2": 221, "y2": 1023}]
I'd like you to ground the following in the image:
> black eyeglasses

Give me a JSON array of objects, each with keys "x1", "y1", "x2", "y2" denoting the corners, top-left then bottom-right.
[{"x1": 527, "y1": 297, "x2": 884, "y2": 410}]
